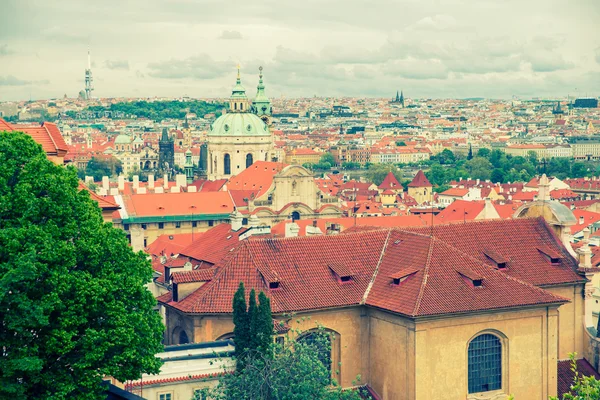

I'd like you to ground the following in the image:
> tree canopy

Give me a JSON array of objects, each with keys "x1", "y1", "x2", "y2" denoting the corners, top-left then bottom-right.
[
  {"x1": 0, "y1": 132, "x2": 164, "y2": 399},
  {"x1": 81, "y1": 156, "x2": 123, "y2": 181},
  {"x1": 78, "y1": 100, "x2": 225, "y2": 121}
]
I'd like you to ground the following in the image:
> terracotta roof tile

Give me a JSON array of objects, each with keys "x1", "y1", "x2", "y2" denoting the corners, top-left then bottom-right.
[{"x1": 408, "y1": 170, "x2": 432, "y2": 188}]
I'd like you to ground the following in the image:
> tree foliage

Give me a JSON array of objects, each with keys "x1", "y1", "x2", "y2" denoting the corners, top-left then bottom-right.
[
  {"x1": 0, "y1": 132, "x2": 163, "y2": 399},
  {"x1": 83, "y1": 100, "x2": 224, "y2": 121},
  {"x1": 549, "y1": 353, "x2": 600, "y2": 400},
  {"x1": 365, "y1": 164, "x2": 403, "y2": 185},
  {"x1": 198, "y1": 324, "x2": 362, "y2": 400},
  {"x1": 82, "y1": 156, "x2": 123, "y2": 181}
]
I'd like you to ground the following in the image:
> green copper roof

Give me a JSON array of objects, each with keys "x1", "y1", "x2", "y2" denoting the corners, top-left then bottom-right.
[
  {"x1": 114, "y1": 134, "x2": 131, "y2": 144},
  {"x1": 252, "y1": 66, "x2": 271, "y2": 116},
  {"x1": 208, "y1": 112, "x2": 269, "y2": 137},
  {"x1": 231, "y1": 67, "x2": 247, "y2": 100}
]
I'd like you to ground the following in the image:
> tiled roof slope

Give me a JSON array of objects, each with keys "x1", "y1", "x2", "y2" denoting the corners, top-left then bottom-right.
[
  {"x1": 557, "y1": 358, "x2": 600, "y2": 397},
  {"x1": 227, "y1": 161, "x2": 288, "y2": 197},
  {"x1": 407, "y1": 218, "x2": 584, "y2": 287},
  {"x1": 1, "y1": 118, "x2": 68, "y2": 157},
  {"x1": 122, "y1": 191, "x2": 234, "y2": 218},
  {"x1": 160, "y1": 218, "x2": 574, "y2": 317},
  {"x1": 179, "y1": 224, "x2": 245, "y2": 265},
  {"x1": 378, "y1": 172, "x2": 403, "y2": 190},
  {"x1": 408, "y1": 170, "x2": 432, "y2": 187}
]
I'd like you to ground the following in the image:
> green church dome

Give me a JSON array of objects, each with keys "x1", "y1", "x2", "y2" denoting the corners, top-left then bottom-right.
[
  {"x1": 114, "y1": 134, "x2": 131, "y2": 144},
  {"x1": 208, "y1": 112, "x2": 269, "y2": 137}
]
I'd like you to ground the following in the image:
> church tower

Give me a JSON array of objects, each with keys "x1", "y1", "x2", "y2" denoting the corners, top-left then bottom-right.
[
  {"x1": 184, "y1": 149, "x2": 194, "y2": 184},
  {"x1": 158, "y1": 128, "x2": 175, "y2": 175},
  {"x1": 251, "y1": 66, "x2": 272, "y2": 125}
]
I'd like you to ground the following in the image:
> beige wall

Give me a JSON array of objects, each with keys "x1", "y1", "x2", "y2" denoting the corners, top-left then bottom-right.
[
  {"x1": 117, "y1": 219, "x2": 228, "y2": 246},
  {"x1": 414, "y1": 307, "x2": 559, "y2": 400},
  {"x1": 545, "y1": 284, "x2": 585, "y2": 359},
  {"x1": 165, "y1": 302, "x2": 569, "y2": 399},
  {"x1": 408, "y1": 186, "x2": 433, "y2": 205},
  {"x1": 134, "y1": 379, "x2": 218, "y2": 400}
]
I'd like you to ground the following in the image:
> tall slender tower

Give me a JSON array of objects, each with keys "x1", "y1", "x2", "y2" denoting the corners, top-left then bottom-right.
[
  {"x1": 84, "y1": 50, "x2": 94, "y2": 100},
  {"x1": 251, "y1": 66, "x2": 272, "y2": 125}
]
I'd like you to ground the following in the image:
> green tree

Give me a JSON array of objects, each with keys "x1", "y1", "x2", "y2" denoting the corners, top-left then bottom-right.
[
  {"x1": 256, "y1": 292, "x2": 274, "y2": 354},
  {"x1": 436, "y1": 149, "x2": 456, "y2": 165},
  {"x1": 396, "y1": 141, "x2": 407, "y2": 146},
  {"x1": 477, "y1": 148, "x2": 491, "y2": 158},
  {"x1": 341, "y1": 161, "x2": 360, "y2": 170},
  {"x1": 85, "y1": 156, "x2": 122, "y2": 181},
  {"x1": 425, "y1": 163, "x2": 448, "y2": 187},
  {"x1": 0, "y1": 132, "x2": 163, "y2": 399},
  {"x1": 491, "y1": 168, "x2": 505, "y2": 183},
  {"x1": 320, "y1": 153, "x2": 336, "y2": 167},
  {"x1": 465, "y1": 157, "x2": 493, "y2": 181},
  {"x1": 233, "y1": 282, "x2": 250, "y2": 370},
  {"x1": 365, "y1": 164, "x2": 403, "y2": 186},
  {"x1": 549, "y1": 353, "x2": 600, "y2": 400},
  {"x1": 467, "y1": 144, "x2": 473, "y2": 160},
  {"x1": 248, "y1": 289, "x2": 259, "y2": 350},
  {"x1": 199, "y1": 325, "x2": 362, "y2": 400}
]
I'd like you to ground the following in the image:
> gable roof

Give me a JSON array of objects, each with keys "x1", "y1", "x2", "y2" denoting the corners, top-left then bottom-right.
[
  {"x1": 1, "y1": 118, "x2": 68, "y2": 157},
  {"x1": 408, "y1": 170, "x2": 432, "y2": 188},
  {"x1": 378, "y1": 172, "x2": 403, "y2": 191},
  {"x1": 160, "y1": 218, "x2": 576, "y2": 317},
  {"x1": 227, "y1": 161, "x2": 288, "y2": 198}
]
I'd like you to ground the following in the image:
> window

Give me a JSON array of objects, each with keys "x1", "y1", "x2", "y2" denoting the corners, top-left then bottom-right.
[
  {"x1": 246, "y1": 153, "x2": 253, "y2": 168},
  {"x1": 192, "y1": 221, "x2": 197, "y2": 228},
  {"x1": 175, "y1": 221, "x2": 181, "y2": 228},
  {"x1": 141, "y1": 223, "x2": 147, "y2": 229},
  {"x1": 468, "y1": 334, "x2": 502, "y2": 393},
  {"x1": 158, "y1": 393, "x2": 172, "y2": 400},
  {"x1": 123, "y1": 224, "x2": 129, "y2": 231},
  {"x1": 193, "y1": 389, "x2": 206, "y2": 400},
  {"x1": 158, "y1": 222, "x2": 164, "y2": 229},
  {"x1": 208, "y1": 220, "x2": 214, "y2": 227},
  {"x1": 224, "y1": 154, "x2": 231, "y2": 175}
]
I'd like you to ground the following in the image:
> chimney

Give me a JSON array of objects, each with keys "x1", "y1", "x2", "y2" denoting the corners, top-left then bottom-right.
[
  {"x1": 306, "y1": 221, "x2": 323, "y2": 236},
  {"x1": 102, "y1": 176, "x2": 109, "y2": 191},
  {"x1": 538, "y1": 174, "x2": 550, "y2": 201},
  {"x1": 326, "y1": 223, "x2": 341, "y2": 235},
  {"x1": 176, "y1": 173, "x2": 186, "y2": 188},
  {"x1": 148, "y1": 174, "x2": 155, "y2": 189},
  {"x1": 577, "y1": 228, "x2": 597, "y2": 328},
  {"x1": 230, "y1": 210, "x2": 243, "y2": 232},
  {"x1": 285, "y1": 222, "x2": 300, "y2": 238},
  {"x1": 85, "y1": 176, "x2": 94, "y2": 185},
  {"x1": 118, "y1": 175, "x2": 125, "y2": 192},
  {"x1": 133, "y1": 175, "x2": 139, "y2": 190},
  {"x1": 249, "y1": 214, "x2": 260, "y2": 228},
  {"x1": 580, "y1": 216, "x2": 585, "y2": 225},
  {"x1": 163, "y1": 173, "x2": 169, "y2": 189}
]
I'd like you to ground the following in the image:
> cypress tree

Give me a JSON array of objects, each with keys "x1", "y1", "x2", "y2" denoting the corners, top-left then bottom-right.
[
  {"x1": 248, "y1": 289, "x2": 258, "y2": 350},
  {"x1": 257, "y1": 292, "x2": 274, "y2": 355},
  {"x1": 467, "y1": 144, "x2": 473, "y2": 160},
  {"x1": 232, "y1": 282, "x2": 249, "y2": 369}
]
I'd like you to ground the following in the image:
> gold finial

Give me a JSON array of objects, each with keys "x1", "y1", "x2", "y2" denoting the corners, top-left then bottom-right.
[{"x1": 237, "y1": 63, "x2": 241, "y2": 79}]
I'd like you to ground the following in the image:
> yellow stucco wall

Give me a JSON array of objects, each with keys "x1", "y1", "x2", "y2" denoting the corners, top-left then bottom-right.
[
  {"x1": 408, "y1": 186, "x2": 432, "y2": 205},
  {"x1": 165, "y1": 302, "x2": 568, "y2": 399},
  {"x1": 545, "y1": 284, "x2": 585, "y2": 359},
  {"x1": 414, "y1": 307, "x2": 559, "y2": 400}
]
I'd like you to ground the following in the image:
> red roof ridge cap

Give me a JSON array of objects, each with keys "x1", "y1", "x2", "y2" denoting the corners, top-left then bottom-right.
[{"x1": 412, "y1": 236, "x2": 435, "y2": 316}]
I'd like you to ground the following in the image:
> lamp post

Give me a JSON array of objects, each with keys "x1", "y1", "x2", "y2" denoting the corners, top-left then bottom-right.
[{"x1": 190, "y1": 205, "x2": 197, "y2": 241}]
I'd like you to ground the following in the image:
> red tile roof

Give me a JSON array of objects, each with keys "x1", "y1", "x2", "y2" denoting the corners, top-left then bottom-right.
[
  {"x1": 147, "y1": 233, "x2": 198, "y2": 257},
  {"x1": 172, "y1": 267, "x2": 216, "y2": 284},
  {"x1": 179, "y1": 223, "x2": 245, "y2": 265},
  {"x1": 160, "y1": 218, "x2": 577, "y2": 316},
  {"x1": 408, "y1": 170, "x2": 432, "y2": 188},
  {"x1": 1, "y1": 118, "x2": 68, "y2": 158},
  {"x1": 78, "y1": 182, "x2": 120, "y2": 210},
  {"x1": 378, "y1": 172, "x2": 403, "y2": 191},
  {"x1": 121, "y1": 191, "x2": 234, "y2": 218},
  {"x1": 439, "y1": 188, "x2": 470, "y2": 197},
  {"x1": 557, "y1": 358, "x2": 600, "y2": 397},
  {"x1": 227, "y1": 161, "x2": 288, "y2": 197}
]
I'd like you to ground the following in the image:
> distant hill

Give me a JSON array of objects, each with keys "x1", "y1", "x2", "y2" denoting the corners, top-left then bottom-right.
[{"x1": 79, "y1": 100, "x2": 225, "y2": 121}]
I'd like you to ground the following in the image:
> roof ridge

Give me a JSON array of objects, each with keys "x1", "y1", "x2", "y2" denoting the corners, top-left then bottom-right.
[
  {"x1": 412, "y1": 236, "x2": 434, "y2": 316},
  {"x1": 360, "y1": 229, "x2": 391, "y2": 305}
]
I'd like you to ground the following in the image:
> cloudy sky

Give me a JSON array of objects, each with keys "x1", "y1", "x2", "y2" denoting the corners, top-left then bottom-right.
[{"x1": 1, "y1": 0, "x2": 599, "y2": 101}]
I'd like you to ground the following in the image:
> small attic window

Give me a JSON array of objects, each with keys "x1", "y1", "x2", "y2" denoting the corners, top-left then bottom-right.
[
  {"x1": 537, "y1": 247, "x2": 563, "y2": 264},
  {"x1": 484, "y1": 249, "x2": 508, "y2": 269},
  {"x1": 328, "y1": 263, "x2": 353, "y2": 283},
  {"x1": 269, "y1": 281, "x2": 280, "y2": 289},
  {"x1": 472, "y1": 279, "x2": 483, "y2": 287},
  {"x1": 340, "y1": 276, "x2": 352, "y2": 283}
]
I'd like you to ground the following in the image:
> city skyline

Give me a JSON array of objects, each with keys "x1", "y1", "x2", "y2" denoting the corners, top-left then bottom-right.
[{"x1": 1, "y1": 0, "x2": 600, "y2": 101}]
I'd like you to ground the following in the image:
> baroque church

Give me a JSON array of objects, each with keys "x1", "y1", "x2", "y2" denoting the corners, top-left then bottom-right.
[{"x1": 200, "y1": 67, "x2": 276, "y2": 180}]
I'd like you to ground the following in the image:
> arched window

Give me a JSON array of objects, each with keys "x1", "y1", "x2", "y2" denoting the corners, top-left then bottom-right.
[
  {"x1": 179, "y1": 330, "x2": 189, "y2": 345},
  {"x1": 468, "y1": 334, "x2": 502, "y2": 393},
  {"x1": 224, "y1": 154, "x2": 231, "y2": 175},
  {"x1": 246, "y1": 153, "x2": 253, "y2": 168},
  {"x1": 291, "y1": 211, "x2": 300, "y2": 221},
  {"x1": 298, "y1": 331, "x2": 331, "y2": 372}
]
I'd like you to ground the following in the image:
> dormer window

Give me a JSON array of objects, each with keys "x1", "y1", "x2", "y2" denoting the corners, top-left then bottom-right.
[
  {"x1": 455, "y1": 266, "x2": 484, "y2": 288},
  {"x1": 269, "y1": 281, "x2": 280, "y2": 290},
  {"x1": 537, "y1": 246, "x2": 563, "y2": 264},
  {"x1": 328, "y1": 263, "x2": 353, "y2": 283},
  {"x1": 390, "y1": 266, "x2": 420, "y2": 286},
  {"x1": 484, "y1": 249, "x2": 508, "y2": 269}
]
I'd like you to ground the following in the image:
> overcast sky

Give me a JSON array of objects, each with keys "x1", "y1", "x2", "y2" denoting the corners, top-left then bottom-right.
[{"x1": 1, "y1": 0, "x2": 599, "y2": 101}]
